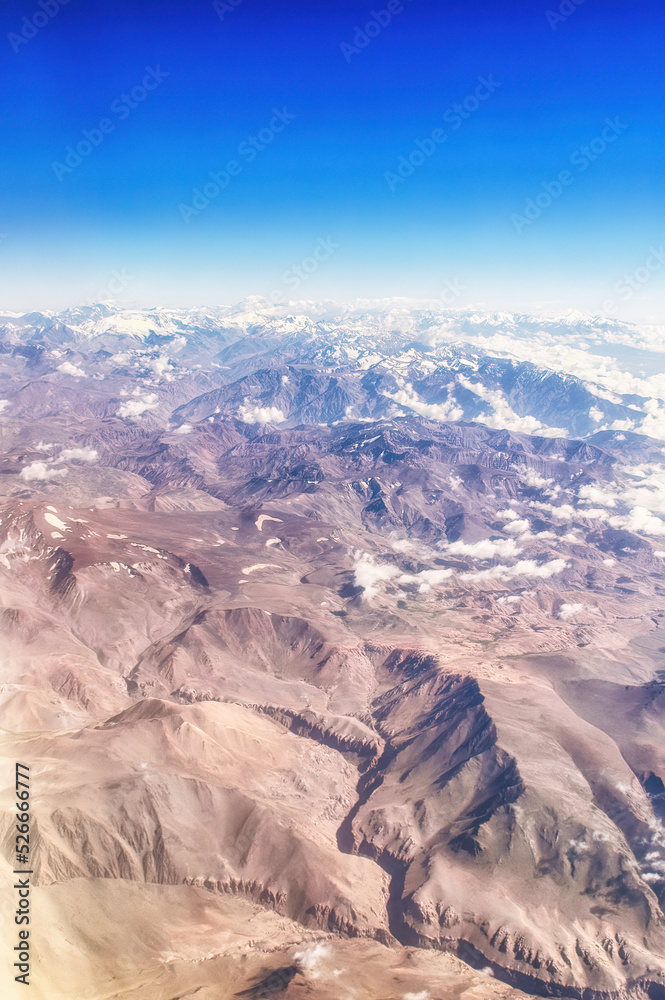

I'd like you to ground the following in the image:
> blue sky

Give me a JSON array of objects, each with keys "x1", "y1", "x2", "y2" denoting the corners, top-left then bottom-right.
[{"x1": 0, "y1": 0, "x2": 663, "y2": 319}]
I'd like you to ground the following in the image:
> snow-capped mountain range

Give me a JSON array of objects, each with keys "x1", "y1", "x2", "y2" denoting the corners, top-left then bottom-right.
[{"x1": 1, "y1": 299, "x2": 664, "y2": 442}]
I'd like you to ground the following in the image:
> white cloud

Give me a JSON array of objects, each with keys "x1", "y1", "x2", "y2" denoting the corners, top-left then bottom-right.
[
  {"x1": 504, "y1": 518, "x2": 531, "y2": 535},
  {"x1": 149, "y1": 356, "x2": 174, "y2": 379},
  {"x1": 390, "y1": 537, "x2": 420, "y2": 554},
  {"x1": 444, "y1": 537, "x2": 521, "y2": 559},
  {"x1": 0, "y1": 399, "x2": 9, "y2": 413},
  {"x1": 293, "y1": 943, "x2": 332, "y2": 979},
  {"x1": 559, "y1": 602, "x2": 585, "y2": 619},
  {"x1": 579, "y1": 484, "x2": 616, "y2": 507},
  {"x1": 575, "y1": 466, "x2": 665, "y2": 536},
  {"x1": 238, "y1": 404, "x2": 286, "y2": 425},
  {"x1": 640, "y1": 399, "x2": 665, "y2": 440},
  {"x1": 355, "y1": 549, "x2": 568, "y2": 597},
  {"x1": 522, "y1": 469, "x2": 554, "y2": 488},
  {"x1": 612, "y1": 506, "x2": 665, "y2": 536},
  {"x1": 589, "y1": 406, "x2": 604, "y2": 422},
  {"x1": 458, "y1": 375, "x2": 567, "y2": 437},
  {"x1": 399, "y1": 567, "x2": 454, "y2": 593},
  {"x1": 457, "y1": 333, "x2": 663, "y2": 416},
  {"x1": 117, "y1": 393, "x2": 159, "y2": 419},
  {"x1": 59, "y1": 446, "x2": 98, "y2": 463},
  {"x1": 604, "y1": 417, "x2": 636, "y2": 432},
  {"x1": 380, "y1": 536, "x2": 535, "y2": 594},
  {"x1": 19, "y1": 462, "x2": 66, "y2": 482},
  {"x1": 353, "y1": 552, "x2": 400, "y2": 598},
  {"x1": 460, "y1": 558, "x2": 568, "y2": 583},
  {"x1": 529, "y1": 501, "x2": 577, "y2": 521},
  {"x1": 496, "y1": 507, "x2": 519, "y2": 521},
  {"x1": 554, "y1": 503, "x2": 580, "y2": 523},
  {"x1": 387, "y1": 385, "x2": 464, "y2": 422},
  {"x1": 571, "y1": 466, "x2": 665, "y2": 536},
  {"x1": 584, "y1": 383, "x2": 622, "y2": 404},
  {"x1": 173, "y1": 423, "x2": 193, "y2": 435},
  {"x1": 57, "y1": 361, "x2": 85, "y2": 378}
]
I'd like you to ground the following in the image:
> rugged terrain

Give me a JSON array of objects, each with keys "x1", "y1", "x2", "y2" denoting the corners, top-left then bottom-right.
[{"x1": 2, "y1": 301, "x2": 665, "y2": 999}]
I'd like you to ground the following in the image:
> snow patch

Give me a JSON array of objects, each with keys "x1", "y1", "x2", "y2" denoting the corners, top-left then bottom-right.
[
  {"x1": 256, "y1": 515, "x2": 283, "y2": 531},
  {"x1": 44, "y1": 512, "x2": 69, "y2": 531}
]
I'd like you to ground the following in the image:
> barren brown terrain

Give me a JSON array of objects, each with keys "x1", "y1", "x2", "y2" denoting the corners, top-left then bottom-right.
[{"x1": 2, "y1": 304, "x2": 665, "y2": 999}]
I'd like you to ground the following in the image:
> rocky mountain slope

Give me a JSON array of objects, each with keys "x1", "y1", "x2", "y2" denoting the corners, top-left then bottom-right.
[{"x1": 2, "y1": 302, "x2": 665, "y2": 1000}]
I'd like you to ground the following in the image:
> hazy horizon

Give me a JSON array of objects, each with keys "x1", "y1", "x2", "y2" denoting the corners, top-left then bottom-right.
[{"x1": 1, "y1": 0, "x2": 663, "y2": 322}]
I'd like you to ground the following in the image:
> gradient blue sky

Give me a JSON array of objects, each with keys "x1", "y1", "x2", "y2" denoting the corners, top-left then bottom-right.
[{"x1": 0, "y1": 0, "x2": 663, "y2": 319}]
